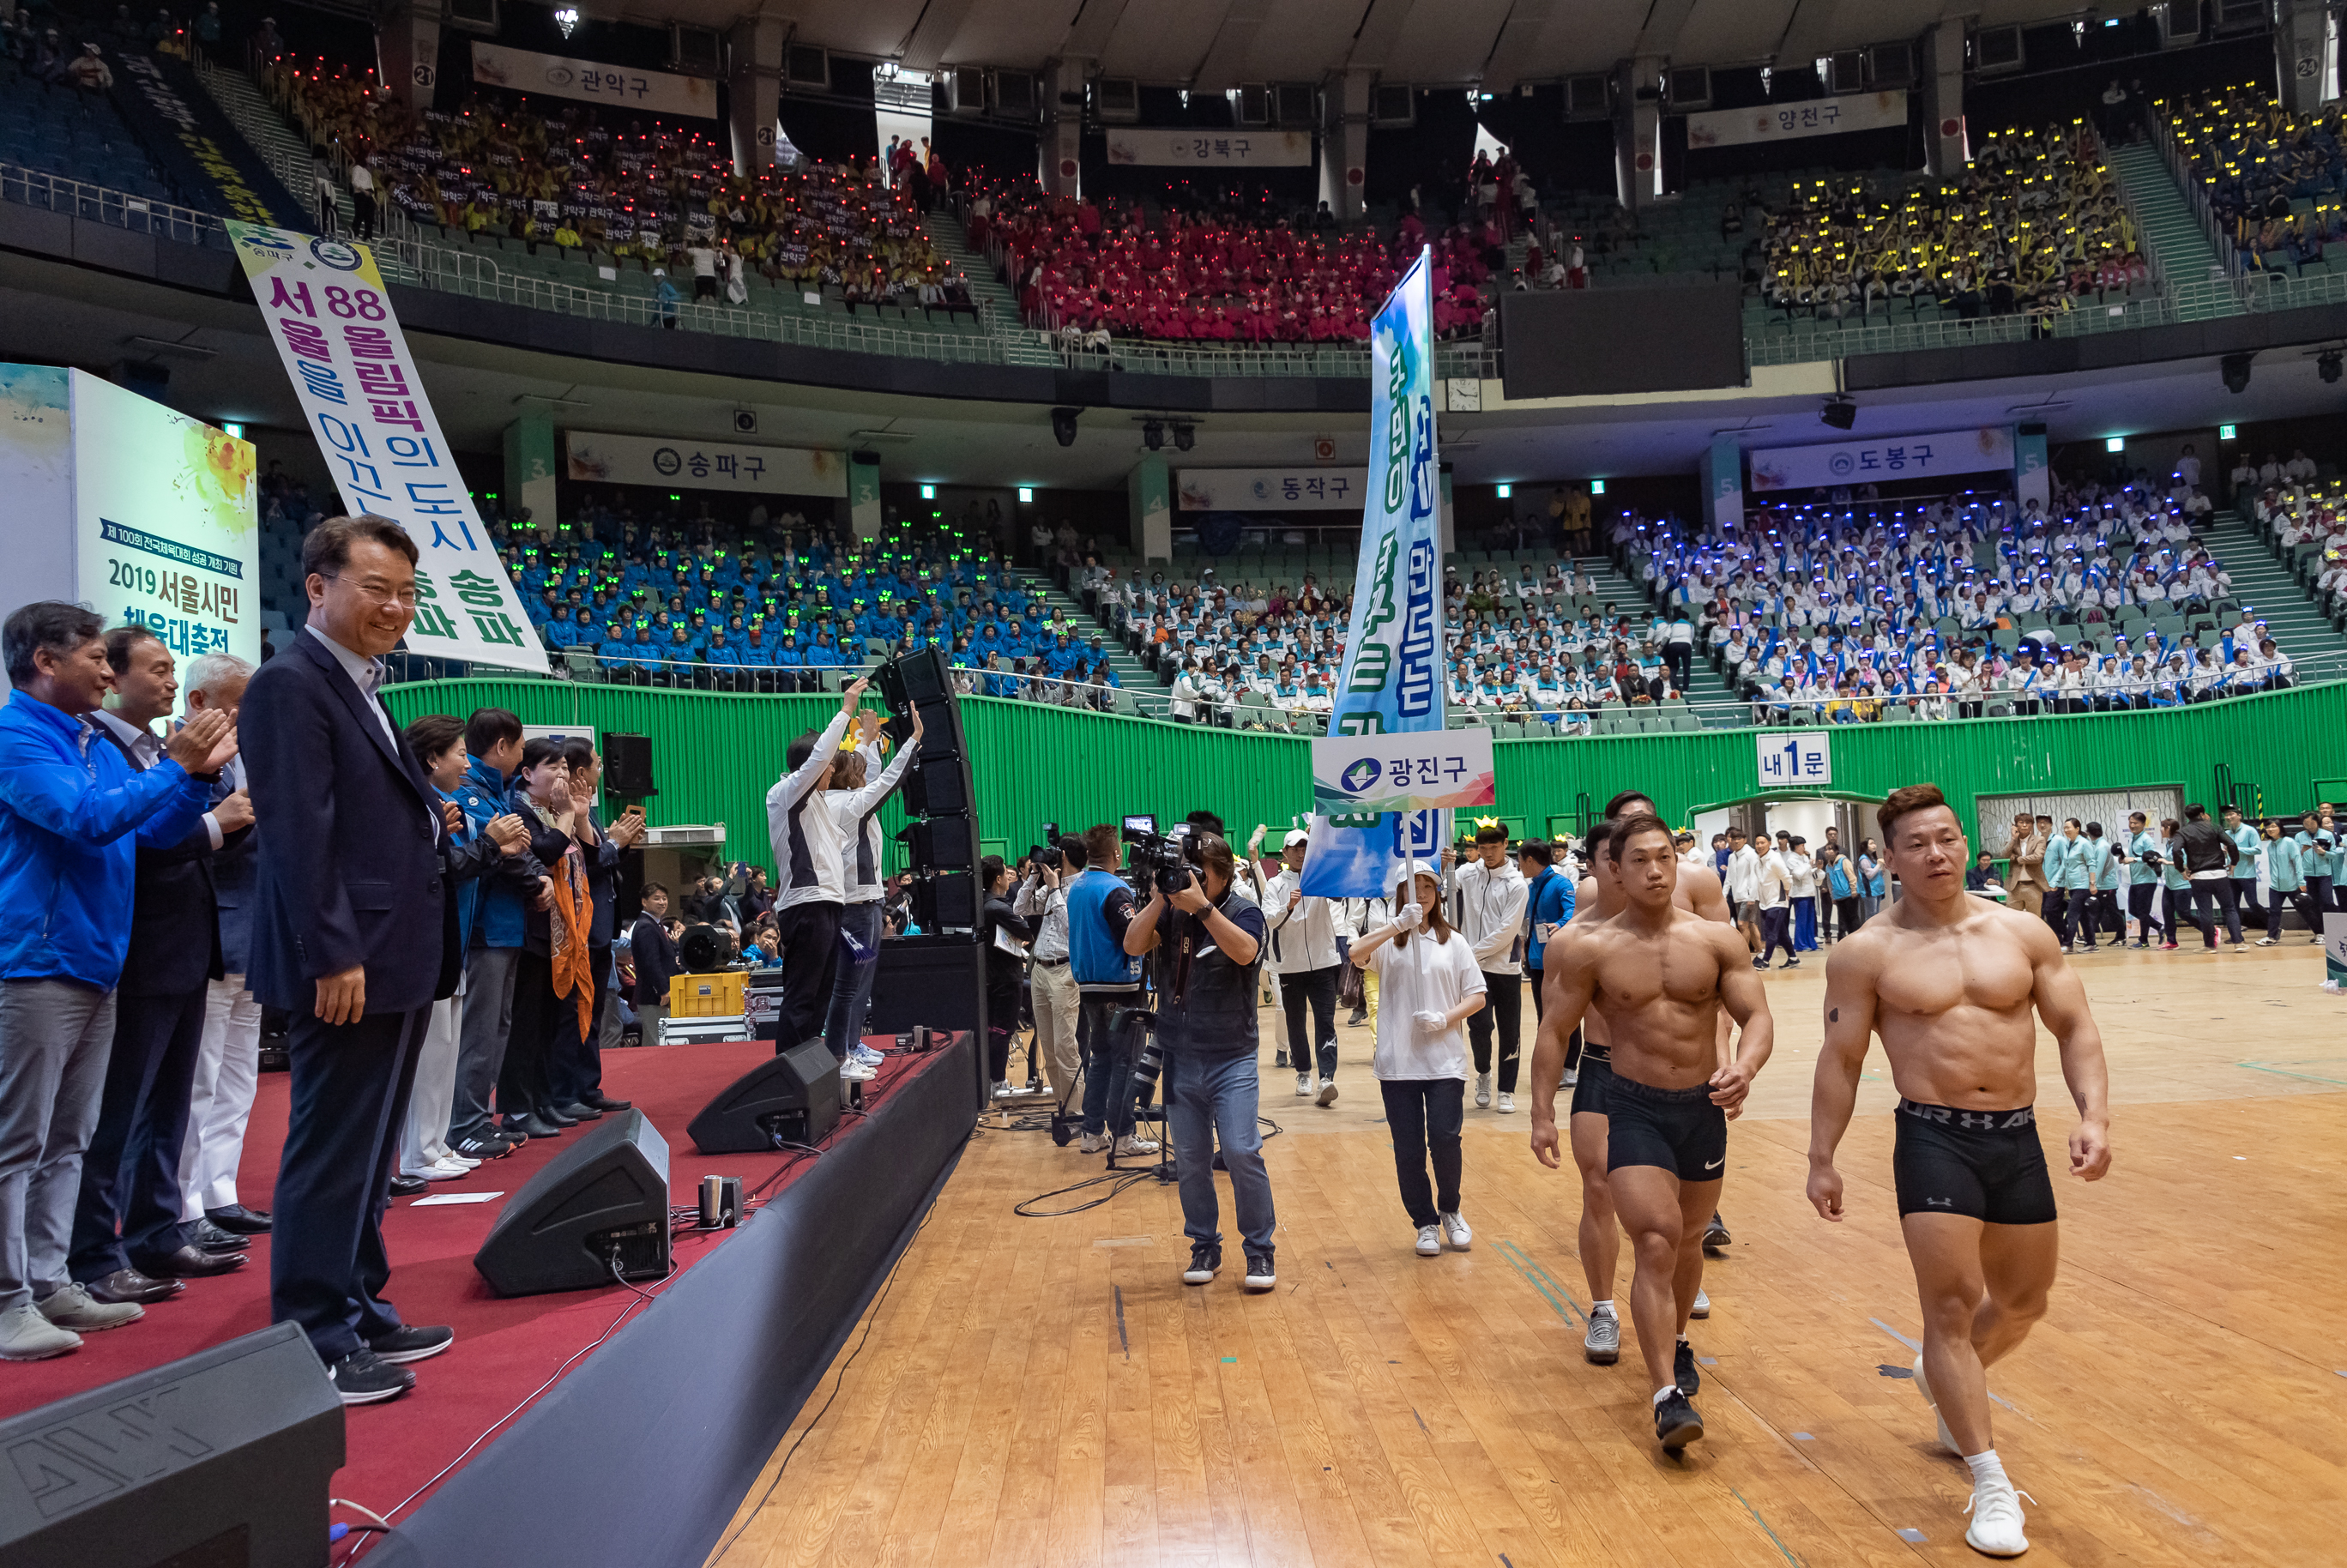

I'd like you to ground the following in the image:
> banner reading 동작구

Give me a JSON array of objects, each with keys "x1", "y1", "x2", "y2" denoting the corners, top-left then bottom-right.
[
  {"x1": 229, "y1": 223, "x2": 546, "y2": 673},
  {"x1": 1299, "y1": 249, "x2": 1451, "y2": 898}
]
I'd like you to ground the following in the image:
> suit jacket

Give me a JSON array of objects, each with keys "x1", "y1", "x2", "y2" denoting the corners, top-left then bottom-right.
[
  {"x1": 206, "y1": 761, "x2": 260, "y2": 977},
  {"x1": 92, "y1": 726, "x2": 238, "y2": 998},
  {"x1": 239, "y1": 630, "x2": 456, "y2": 1016}
]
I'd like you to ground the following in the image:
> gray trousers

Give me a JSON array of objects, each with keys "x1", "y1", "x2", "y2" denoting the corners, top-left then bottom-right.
[
  {"x1": 447, "y1": 946, "x2": 520, "y2": 1143},
  {"x1": 0, "y1": 980, "x2": 117, "y2": 1312}
]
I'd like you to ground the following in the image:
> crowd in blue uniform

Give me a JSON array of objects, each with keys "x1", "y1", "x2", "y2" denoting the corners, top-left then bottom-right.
[{"x1": 498, "y1": 502, "x2": 1124, "y2": 701}]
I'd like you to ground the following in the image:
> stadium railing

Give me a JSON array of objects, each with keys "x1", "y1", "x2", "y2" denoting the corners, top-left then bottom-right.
[{"x1": 0, "y1": 160, "x2": 232, "y2": 249}]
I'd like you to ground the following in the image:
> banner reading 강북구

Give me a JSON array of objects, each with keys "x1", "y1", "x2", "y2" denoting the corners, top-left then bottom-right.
[
  {"x1": 1299, "y1": 249, "x2": 1451, "y2": 899},
  {"x1": 229, "y1": 223, "x2": 546, "y2": 673}
]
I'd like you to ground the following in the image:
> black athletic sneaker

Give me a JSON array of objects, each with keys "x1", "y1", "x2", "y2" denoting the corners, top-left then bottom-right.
[
  {"x1": 1655, "y1": 1390, "x2": 1704, "y2": 1451},
  {"x1": 1242, "y1": 1250, "x2": 1276, "y2": 1291},
  {"x1": 1182, "y1": 1241, "x2": 1221, "y2": 1285},
  {"x1": 1674, "y1": 1339, "x2": 1700, "y2": 1396},
  {"x1": 328, "y1": 1347, "x2": 416, "y2": 1406},
  {"x1": 368, "y1": 1324, "x2": 455, "y2": 1365},
  {"x1": 1703, "y1": 1213, "x2": 1731, "y2": 1251}
]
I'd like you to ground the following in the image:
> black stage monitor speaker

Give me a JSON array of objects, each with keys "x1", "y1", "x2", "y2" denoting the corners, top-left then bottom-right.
[
  {"x1": 688, "y1": 1038, "x2": 844, "y2": 1153},
  {"x1": 882, "y1": 645, "x2": 954, "y2": 707},
  {"x1": 0, "y1": 1321, "x2": 341, "y2": 1568},
  {"x1": 913, "y1": 868, "x2": 979, "y2": 931},
  {"x1": 902, "y1": 750, "x2": 970, "y2": 817},
  {"x1": 604, "y1": 732, "x2": 656, "y2": 797},
  {"x1": 474, "y1": 1110, "x2": 672, "y2": 1296}
]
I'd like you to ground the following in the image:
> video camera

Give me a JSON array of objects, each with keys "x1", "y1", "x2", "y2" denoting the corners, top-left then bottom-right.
[{"x1": 1119, "y1": 813, "x2": 1201, "y2": 897}]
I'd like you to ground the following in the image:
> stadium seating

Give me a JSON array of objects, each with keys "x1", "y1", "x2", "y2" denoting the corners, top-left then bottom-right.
[
  {"x1": 0, "y1": 33, "x2": 180, "y2": 206},
  {"x1": 2162, "y1": 84, "x2": 2345, "y2": 274}
]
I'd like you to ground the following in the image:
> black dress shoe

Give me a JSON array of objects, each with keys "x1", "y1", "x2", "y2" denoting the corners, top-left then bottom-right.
[
  {"x1": 205, "y1": 1203, "x2": 272, "y2": 1234},
  {"x1": 190, "y1": 1217, "x2": 248, "y2": 1253},
  {"x1": 387, "y1": 1174, "x2": 429, "y2": 1197},
  {"x1": 87, "y1": 1267, "x2": 184, "y2": 1305},
  {"x1": 505, "y1": 1112, "x2": 565, "y2": 1138},
  {"x1": 582, "y1": 1092, "x2": 631, "y2": 1113},
  {"x1": 551, "y1": 1101, "x2": 603, "y2": 1121},
  {"x1": 136, "y1": 1245, "x2": 247, "y2": 1278},
  {"x1": 538, "y1": 1105, "x2": 581, "y2": 1127}
]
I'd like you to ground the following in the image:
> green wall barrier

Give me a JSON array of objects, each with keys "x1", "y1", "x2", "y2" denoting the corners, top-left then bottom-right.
[{"x1": 381, "y1": 678, "x2": 2347, "y2": 872}]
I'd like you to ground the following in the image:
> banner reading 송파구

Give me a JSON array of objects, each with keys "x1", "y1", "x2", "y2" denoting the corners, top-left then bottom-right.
[
  {"x1": 229, "y1": 223, "x2": 546, "y2": 673},
  {"x1": 1299, "y1": 249, "x2": 1452, "y2": 898}
]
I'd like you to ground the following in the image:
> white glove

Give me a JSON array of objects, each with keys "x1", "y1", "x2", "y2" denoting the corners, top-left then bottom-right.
[
  {"x1": 1413, "y1": 1009, "x2": 1449, "y2": 1038},
  {"x1": 1393, "y1": 902, "x2": 1423, "y2": 932}
]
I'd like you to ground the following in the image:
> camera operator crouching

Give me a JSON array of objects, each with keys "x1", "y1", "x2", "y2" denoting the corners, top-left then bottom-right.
[
  {"x1": 1068, "y1": 825, "x2": 1153, "y2": 1155},
  {"x1": 1124, "y1": 829, "x2": 1277, "y2": 1293}
]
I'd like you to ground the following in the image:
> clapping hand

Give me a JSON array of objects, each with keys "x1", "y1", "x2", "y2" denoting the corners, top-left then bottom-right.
[
  {"x1": 484, "y1": 813, "x2": 529, "y2": 853},
  {"x1": 166, "y1": 709, "x2": 237, "y2": 775},
  {"x1": 441, "y1": 799, "x2": 462, "y2": 835}
]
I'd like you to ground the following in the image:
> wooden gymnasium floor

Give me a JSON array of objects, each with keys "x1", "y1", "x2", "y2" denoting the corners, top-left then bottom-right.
[{"x1": 704, "y1": 944, "x2": 2347, "y2": 1568}]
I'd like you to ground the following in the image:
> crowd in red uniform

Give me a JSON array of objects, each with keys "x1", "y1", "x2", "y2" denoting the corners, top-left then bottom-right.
[{"x1": 964, "y1": 177, "x2": 1500, "y2": 347}]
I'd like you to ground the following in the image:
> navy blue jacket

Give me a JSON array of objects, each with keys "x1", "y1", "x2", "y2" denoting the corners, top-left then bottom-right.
[
  {"x1": 92, "y1": 725, "x2": 246, "y2": 998},
  {"x1": 238, "y1": 631, "x2": 455, "y2": 1015},
  {"x1": 209, "y1": 769, "x2": 259, "y2": 977}
]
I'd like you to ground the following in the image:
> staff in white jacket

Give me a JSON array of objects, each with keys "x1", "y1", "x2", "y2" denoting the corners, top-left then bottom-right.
[
  {"x1": 1449, "y1": 823, "x2": 1529, "y2": 1113},
  {"x1": 1263, "y1": 829, "x2": 1346, "y2": 1105}
]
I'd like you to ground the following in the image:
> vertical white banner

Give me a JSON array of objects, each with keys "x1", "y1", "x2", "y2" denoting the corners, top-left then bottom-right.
[{"x1": 227, "y1": 223, "x2": 546, "y2": 673}]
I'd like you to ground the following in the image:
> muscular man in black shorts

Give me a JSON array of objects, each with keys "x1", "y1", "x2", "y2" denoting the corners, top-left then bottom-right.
[
  {"x1": 1809, "y1": 783, "x2": 2111, "y2": 1558},
  {"x1": 1536, "y1": 815, "x2": 1773, "y2": 1452},
  {"x1": 1532, "y1": 791, "x2": 1737, "y2": 1367}
]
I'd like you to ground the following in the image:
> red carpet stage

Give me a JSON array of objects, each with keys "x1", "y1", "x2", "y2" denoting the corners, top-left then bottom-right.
[{"x1": 0, "y1": 1032, "x2": 977, "y2": 1547}]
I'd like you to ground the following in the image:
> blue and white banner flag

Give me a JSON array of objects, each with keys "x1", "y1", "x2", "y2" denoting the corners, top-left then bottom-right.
[{"x1": 1301, "y1": 248, "x2": 1445, "y2": 898}]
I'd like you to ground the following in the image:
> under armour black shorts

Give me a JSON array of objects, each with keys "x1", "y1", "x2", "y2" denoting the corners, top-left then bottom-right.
[
  {"x1": 1891, "y1": 1099, "x2": 2057, "y2": 1226},
  {"x1": 1571, "y1": 1046, "x2": 1612, "y2": 1118},
  {"x1": 1605, "y1": 1071, "x2": 1727, "y2": 1182}
]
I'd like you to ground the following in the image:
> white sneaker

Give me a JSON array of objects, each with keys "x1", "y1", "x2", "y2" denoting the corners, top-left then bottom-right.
[
  {"x1": 1315, "y1": 1080, "x2": 1339, "y2": 1107},
  {"x1": 2256, "y1": 937, "x2": 2278, "y2": 946},
  {"x1": 1078, "y1": 1131, "x2": 1108, "y2": 1154},
  {"x1": 439, "y1": 1152, "x2": 482, "y2": 1169},
  {"x1": 990, "y1": 1079, "x2": 1016, "y2": 1099},
  {"x1": 1475, "y1": 1071, "x2": 1492, "y2": 1108},
  {"x1": 842, "y1": 1059, "x2": 878, "y2": 1083},
  {"x1": 420, "y1": 1160, "x2": 469, "y2": 1180},
  {"x1": 1495, "y1": 1092, "x2": 1515, "y2": 1114},
  {"x1": 1439, "y1": 1210, "x2": 1472, "y2": 1250},
  {"x1": 1562, "y1": 1067, "x2": 1578, "y2": 1088},
  {"x1": 1914, "y1": 1354, "x2": 1961, "y2": 1455},
  {"x1": 1964, "y1": 1481, "x2": 2034, "y2": 1557},
  {"x1": 1415, "y1": 1224, "x2": 1442, "y2": 1256},
  {"x1": 0, "y1": 1301, "x2": 81, "y2": 1360},
  {"x1": 1690, "y1": 1288, "x2": 1710, "y2": 1318},
  {"x1": 1113, "y1": 1133, "x2": 1159, "y2": 1155},
  {"x1": 1296, "y1": 1071, "x2": 1312, "y2": 1097}
]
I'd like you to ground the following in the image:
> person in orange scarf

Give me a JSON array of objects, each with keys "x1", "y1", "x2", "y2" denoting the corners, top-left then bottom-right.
[{"x1": 496, "y1": 739, "x2": 605, "y2": 1142}]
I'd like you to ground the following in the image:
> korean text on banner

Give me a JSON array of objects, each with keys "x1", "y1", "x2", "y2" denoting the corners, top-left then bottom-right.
[
  {"x1": 1300, "y1": 248, "x2": 1444, "y2": 900},
  {"x1": 1104, "y1": 129, "x2": 1313, "y2": 167},
  {"x1": 564, "y1": 430, "x2": 846, "y2": 497},
  {"x1": 1748, "y1": 426, "x2": 2013, "y2": 492},
  {"x1": 471, "y1": 42, "x2": 716, "y2": 121},
  {"x1": 228, "y1": 223, "x2": 546, "y2": 673},
  {"x1": 1175, "y1": 467, "x2": 1368, "y2": 511},
  {"x1": 1757, "y1": 732, "x2": 1832, "y2": 788},
  {"x1": 1685, "y1": 91, "x2": 1906, "y2": 151},
  {"x1": 1314, "y1": 729, "x2": 1494, "y2": 815}
]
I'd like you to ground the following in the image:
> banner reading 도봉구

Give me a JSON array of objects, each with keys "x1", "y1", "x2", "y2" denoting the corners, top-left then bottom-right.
[
  {"x1": 229, "y1": 223, "x2": 546, "y2": 673},
  {"x1": 1299, "y1": 249, "x2": 1450, "y2": 899}
]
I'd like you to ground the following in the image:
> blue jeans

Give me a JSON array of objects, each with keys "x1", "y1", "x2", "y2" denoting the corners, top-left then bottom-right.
[
  {"x1": 822, "y1": 902, "x2": 884, "y2": 1059},
  {"x1": 1164, "y1": 1049, "x2": 1276, "y2": 1254},
  {"x1": 1077, "y1": 992, "x2": 1141, "y2": 1138}
]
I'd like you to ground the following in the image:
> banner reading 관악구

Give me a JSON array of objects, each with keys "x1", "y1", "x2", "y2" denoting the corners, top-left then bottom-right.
[
  {"x1": 1299, "y1": 248, "x2": 1451, "y2": 899},
  {"x1": 228, "y1": 223, "x2": 546, "y2": 673}
]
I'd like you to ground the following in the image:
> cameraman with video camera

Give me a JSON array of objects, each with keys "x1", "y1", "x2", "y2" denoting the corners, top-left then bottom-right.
[
  {"x1": 1123, "y1": 829, "x2": 1277, "y2": 1294},
  {"x1": 1068, "y1": 825, "x2": 1154, "y2": 1156}
]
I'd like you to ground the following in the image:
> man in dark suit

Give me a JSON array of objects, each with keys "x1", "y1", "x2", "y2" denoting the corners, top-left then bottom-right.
[
  {"x1": 69, "y1": 628, "x2": 256, "y2": 1301},
  {"x1": 175, "y1": 653, "x2": 273, "y2": 1244},
  {"x1": 240, "y1": 516, "x2": 457, "y2": 1405}
]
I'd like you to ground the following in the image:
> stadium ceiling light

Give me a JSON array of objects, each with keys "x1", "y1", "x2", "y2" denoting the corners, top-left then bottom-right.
[
  {"x1": 1051, "y1": 407, "x2": 1081, "y2": 447},
  {"x1": 554, "y1": 6, "x2": 579, "y2": 38},
  {"x1": 2105, "y1": 436, "x2": 2125, "y2": 452},
  {"x1": 1142, "y1": 419, "x2": 1165, "y2": 450},
  {"x1": 2320, "y1": 350, "x2": 2343, "y2": 384},
  {"x1": 1172, "y1": 422, "x2": 1196, "y2": 452}
]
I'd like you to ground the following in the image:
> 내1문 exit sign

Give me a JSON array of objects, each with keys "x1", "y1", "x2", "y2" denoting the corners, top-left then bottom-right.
[{"x1": 1757, "y1": 731, "x2": 1831, "y2": 788}]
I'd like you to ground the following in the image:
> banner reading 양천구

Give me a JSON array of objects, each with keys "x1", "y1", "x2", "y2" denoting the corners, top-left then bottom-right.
[
  {"x1": 228, "y1": 223, "x2": 546, "y2": 673},
  {"x1": 1300, "y1": 248, "x2": 1446, "y2": 899}
]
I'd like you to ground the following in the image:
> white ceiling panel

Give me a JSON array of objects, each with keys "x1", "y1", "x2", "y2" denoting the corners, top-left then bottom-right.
[
  {"x1": 1384, "y1": 0, "x2": 1516, "y2": 85},
  {"x1": 1243, "y1": 0, "x2": 1373, "y2": 83},
  {"x1": 1098, "y1": 0, "x2": 1236, "y2": 81}
]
